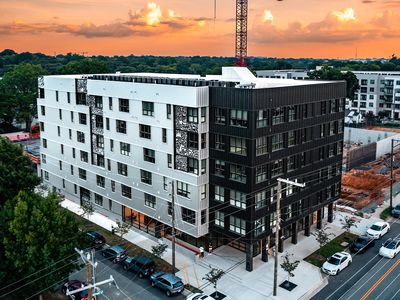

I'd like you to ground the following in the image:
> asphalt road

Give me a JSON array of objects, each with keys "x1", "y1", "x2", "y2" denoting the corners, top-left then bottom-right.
[
  {"x1": 313, "y1": 222, "x2": 400, "y2": 300},
  {"x1": 69, "y1": 251, "x2": 186, "y2": 300}
]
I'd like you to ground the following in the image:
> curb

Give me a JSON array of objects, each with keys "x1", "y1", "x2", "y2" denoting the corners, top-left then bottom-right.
[{"x1": 298, "y1": 275, "x2": 329, "y2": 300}]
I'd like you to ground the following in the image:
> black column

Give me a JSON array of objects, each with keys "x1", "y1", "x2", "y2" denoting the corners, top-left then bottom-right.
[
  {"x1": 328, "y1": 203, "x2": 334, "y2": 223},
  {"x1": 278, "y1": 229, "x2": 284, "y2": 253},
  {"x1": 304, "y1": 215, "x2": 310, "y2": 237},
  {"x1": 154, "y1": 221, "x2": 161, "y2": 238},
  {"x1": 245, "y1": 243, "x2": 254, "y2": 271},
  {"x1": 317, "y1": 209, "x2": 322, "y2": 229},
  {"x1": 291, "y1": 222, "x2": 298, "y2": 244},
  {"x1": 261, "y1": 238, "x2": 268, "y2": 262}
]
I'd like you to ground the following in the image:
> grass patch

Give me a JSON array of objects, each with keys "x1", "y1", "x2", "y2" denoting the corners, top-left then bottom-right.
[
  {"x1": 304, "y1": 232, "x2": 358, "y2": 268},
  {"x1": 380, "y1": 207, "x2": 391, "y2": 221},
  {"x1": 69, "y1": 210, "x2": 176, "y2": 274}
]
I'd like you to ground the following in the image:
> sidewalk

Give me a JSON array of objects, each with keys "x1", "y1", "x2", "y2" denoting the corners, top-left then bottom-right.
[{"x1": 61, "y1": 198, "x2": 379, "y2": 300}]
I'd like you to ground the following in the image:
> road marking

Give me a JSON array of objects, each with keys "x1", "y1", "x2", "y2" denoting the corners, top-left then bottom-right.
[
  {"x1": 375, "y1": 266, "x2": 400, "y2": 299},
  {"x1": 360, "y1": 258, "x2": 400, "y2": 300}
]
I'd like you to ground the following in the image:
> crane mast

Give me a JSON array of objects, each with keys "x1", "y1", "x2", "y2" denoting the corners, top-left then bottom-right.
[{"x1": 235, "y1": 0, "x2": 248, "y2": 67}]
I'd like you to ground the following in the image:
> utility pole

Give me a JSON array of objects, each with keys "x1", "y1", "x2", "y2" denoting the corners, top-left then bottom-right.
[
  {"x1": 171, "y1": 180, "x2": 176, "y2": 275},
  {"x1": 273, "y1": 178, "x2": 305, "y2": 297},
  {"x1": 391, "y1": 138, "x2": 394, "y2": 210}
]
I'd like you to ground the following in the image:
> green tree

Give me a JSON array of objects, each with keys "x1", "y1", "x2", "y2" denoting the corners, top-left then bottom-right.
[
  {"x1": 151, "y1": 243, "x2": 168, "y2": 259},
  {"x1": 0, "y1": 63, "x2": 47, "y2": 130},
  {"x1": 0, "y1": 137, "x2": 41, "y2": 205},
  {"x1": 311, "y1": 226, "x2": 335, "y2": 254},
  {"x1": 280, "y1": 252, "x2": 300, "y2": 285},
  {"x1": 58, "y1": 59, "x2": 109, "y2": 75},
  {"x1": 202, "y1": 266, "x2": 225, "y2": 299},
  {"x1": 340, "y1": 215, "x2": 358, "y2": 233},
  {"x1": 0, "y1": 191, "x2": 81, "y2": 299}
]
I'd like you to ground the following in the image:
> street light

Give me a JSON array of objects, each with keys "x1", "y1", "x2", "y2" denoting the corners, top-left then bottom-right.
[{"x1": 390, "y1": 139, "x2": 400, "y2": 210}]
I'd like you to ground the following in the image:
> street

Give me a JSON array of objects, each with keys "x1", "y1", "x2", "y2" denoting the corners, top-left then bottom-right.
[
  {"x1": 313, "y1": 222, "x2": 400, "y2": 300},
  {"x1": 69, "y1": 251, "x2": 186, "y2": 300}
]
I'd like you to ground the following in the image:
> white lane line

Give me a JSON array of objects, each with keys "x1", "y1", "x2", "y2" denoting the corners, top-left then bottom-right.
[{"x1": 376, "y1": 266, "x2": 400, "y2": 300}]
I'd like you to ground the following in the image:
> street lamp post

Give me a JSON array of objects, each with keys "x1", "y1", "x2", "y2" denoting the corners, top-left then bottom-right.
[{"x1": 390, "y1": 139, "x2": 400, "y2": 210}]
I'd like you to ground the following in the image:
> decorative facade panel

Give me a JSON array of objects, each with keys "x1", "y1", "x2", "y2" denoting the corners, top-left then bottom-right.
[
  {"x1": 175, "y1": 155, "x2": 188, "y2": 172},
  {"x1": 175, "y1": 130, "x2": 198, "y2": 159},
  {"x1": 91, "y1": 135, "x2": 105, "y2": 155},
  {"x1": 76, "y1": 79, "x2": 87, "y2": 93},
  {"x1": 38, "y1": 76, "x2": 44, "y2": 88},
  {"x1": 175, "y1": 106, "x2": 198, "y2": 133}
]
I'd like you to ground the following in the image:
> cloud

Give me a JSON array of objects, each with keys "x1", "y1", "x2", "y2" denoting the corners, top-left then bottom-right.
[
  {"x1": 0, "y1": 2, "x2": 209, "y2": 38},
  {"x1": 251, "y1": 7, "x2": 400, "y2": 44},
  {"x1": 262, "y1": 10, "x2": 274, "y2": 23}
]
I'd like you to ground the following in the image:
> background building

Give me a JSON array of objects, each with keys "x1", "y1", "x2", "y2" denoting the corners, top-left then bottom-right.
[{"x1": 38, "y1": 67, "x2": 345, "y2": 271}]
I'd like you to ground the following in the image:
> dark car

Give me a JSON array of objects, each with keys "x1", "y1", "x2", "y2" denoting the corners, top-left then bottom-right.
[
  {"x1": 61, "y1": 280, "x2": 88, "y2": 300},
  {"x1": 122, "y1": 255, "x2": 155, "y2": 278},
  {"x1": 102, "y1": 245, "x2": 127, "y2": 263},
  {"x1": 150, "y1": 272, "x2": 184, "y2": 297},
  {"x1": 350, "y1": 235, "x2": 375, "y2": 253},
  {"x1": 392, "y1": 204, "x2": 400, "y2": 218},
  {"x1": 86, "y1": 231, "x2": 106, "y2": 249}
]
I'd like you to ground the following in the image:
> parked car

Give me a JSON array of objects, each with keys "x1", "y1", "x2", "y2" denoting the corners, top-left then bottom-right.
[
  {"x1": 366, "y1": 221, "x2": 390, "y2": 239},
  {"x1": 122, "y1": 255, "x2": 155, "y2": 278},
  {"x1": 349, "y1": 235, "x2": 375, "y2": 253},
  {"x1": 392, "y1": 204, "x2": 400, "y2": 218},
  {"x1": 101, "y1": 245, "x2": 127, "y2": 263},
  {"x1": 86, "y1": 231, "x2": 106, "y2": 249},
  {"x1": 321, "y1": 252, "x2": 352, "y2": 275},
  {"x1": 61, "y1": 280, "x2": 88, "y2": 300},
  {"x1": 150, "y1": 272, "x2": 184, "y2": 297},
  {"x1": 187, "y1": 293, "x2": 215, "y2": 300},
  {"x1": 379, "y1": 238, "x2": 400, "y2": 258}
]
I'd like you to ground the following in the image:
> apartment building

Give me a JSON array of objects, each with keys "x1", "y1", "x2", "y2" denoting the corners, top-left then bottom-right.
[
  {"x1": 38, "y1": 67, "x2": 345, "y2": 271},
  {"x1": 256, "y1": 69, "x2": 400, "y2": 118}
]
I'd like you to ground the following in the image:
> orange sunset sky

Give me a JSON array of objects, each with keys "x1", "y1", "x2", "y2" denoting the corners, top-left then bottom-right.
[{"x1": 0, "y1": 0, "x2": 399, "y2": 58}]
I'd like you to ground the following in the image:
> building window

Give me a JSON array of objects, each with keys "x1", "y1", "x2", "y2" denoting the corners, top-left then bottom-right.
[
  {"x1": 229, "y1": 164, "x2": 246, "y2": 183},
  {"x1": 287, "y1": 155, "x2": 296, "y2": 172},
  {"x1": 111, "y1": 180, "x2": 115, "y2": 192},
  {"x1": 69, "y1": 129, "x2": 72, "y2": 139},
  {"x1": 188, "y1": 158, "x2": 199, "y2": 175},
  {"x1": 272, "y1": 107, "x2": 284, "y2": 125},
  {"x1": 201, "y1": 107, "x2": 206, "y2": 123},
  {"x1": 119, "y1": 98, "x2": 129, "y2": 112},
  {"x1": 271, "y1": 159, "x2": 283, "y2": 177},
  {"x1": 143, "y1": 148, "x2": 155, "y2": 163},
  {"x1": 120, "y1": 142, "x2": 131, "y2": 156},
  {"x1": 229, "y1": 216, "x2": 246, "y2": 235},
  {"x1": 121, "y1": 184, "x2": 131, "y2": 199},
  {"x1": 140, "y1": 170, "x2": 152, "y2": 185},
  {"x1": 96, "y1": 175, "x2": 105, "y2": 188},
  {"x1": 215, "y1": 186, "x2": 225, "y2": 202},
  {"x1": 201, "y1": 159, "x2": 206, "y2": 174},
  {"x1": 230, "y1": 109, "x2": 248, "y2": 127},
  {"x1": 96, "y1": 135, "x2": 104, "y2": 149},
  {"x1": 62, "y1": 179, "x2": 65, "y2": 188},
  {"x1": 60, "y1": 144, "x2": 64, "y2": 154},
  {"x1": 254, "y1": 217, "x2": 266, "y2": 236},
  {"x1": 187, "y1": 132, "x2": 198, "y2": 149},
  {"x1": 70, "y1": 165, "x2": 73, "y2": 175},
  {"x1": 108, "y1": 97, "x2": 113, "y2": 110},
  {"x1": 215, "y1": 211, "x2": 225, "y2": 227},
  {"x1": 116, "y1": 120, "x2": 127, "y2": 134},
  {"x1": 288, "y1": 106, "x2": 296, "y2": 122},
  {"x1": 59, "y1": 109, "x2": 62, "y2": 120},
  {"x1": 230, "y1": 137, "x2": 246, "y2": 155},
  {"x1": 256, "y1": 136, "x2": 268, "y2": 156},
  {"x1": 166, "y1": 104, "x2": 172, "y2": 119},
  {"x1": 78, "y1": 113, "x2": 87, "y2": 125},
  {"x1": 182, "y1": 207, "x2": 195, "y2": 224},
  {"x1": 139, "y1": 124, "x2": 151, "y2": 139},
  {"x1": 140, "y1": 100, "x2": 155, "y2": 116},
  {"x1": 163, "y1": 177, "x2": 168, "y2": 191},
  {"x1": 272, "y1": 133, "x2": 284, "y2": 151},
  {"x1": 42, "y1": 138, "x2": 47, "y2": 148},
  {"x1": 288, "y1": 131, "x2": 296, "y2": 147},
  {"x1": 39, "y1": 88, "x2": 45, "y2": 98},
  {"x1": 201, "y1": 133, "x2": 206, "y2": 149},
  {"x1": 215, "y1": 134, "x2": 225, "y2": 151},
  {"x1": 96, "y1": 155, "x2": 105, "y2": 168},
  {"x1": 57, "y1": 126, "x2": 60, "y2": 136},
  {"x1": 201, "y1": 209, "x2": 207, "y2": 224},
  {"x1": 144, "y1": 193, "x2": 156, "y2": 209},
  {"x1": 230, "y1": 190, "x2": 246, "y2": 209},
  {"x1": 256, "y1": 110, "x2": 268, "y2": 128},
  {"x1": 70, "y1": 111, "x2": 74, "y2": 122},
  {"x1": 80, "y1": 150, "x2": 88, "y2": 163},
  {"x1": 215, "y1": 108, "x2": 226, "y2": 124},
  {"x1": 78, "y1": 168, "x2": 87, "y2": 180},
  {"x1": 162, "y1": 128, "x2": 167, "y2": 143},
  {"x1": 95, "y1": 96, "x2": 103, "y2": 108},
  {"x1": 95, "y1": 115, "x2": 103, "y2": 129},
  {"x1": 201, "y1": 184, "x2": 206, "y2": 199},
  {"x1": 255, "y1": 164, "x2": 267, "y2": 183},
  {"x1": 177, "y1": 181, "x2": 190, "y2": 198},
  {"x1": 107, "y1": 159, "x2": 111, "y2": 171},
  {"x1": 72, "y1": 148, "x2": 75, "y2": 158},
  {"x1": 77, "y1": 131, "x2": 85, "y2": 143},
  {"x1": 215, "y1": 160, "x2": 225, "y2": 177},
  {"x1": 117, "y1": 162, "x2": 128, "y2": 176},
  {"x1": 40, "y1": 122, "x2": 45, "y2": 132},
  {"x1": 76, "y1": 93, "x2": 86, "y2": 105},
  {"x1": 59, "y1": 160, "x2": 62, "y2": 170},
  {"x1": 41, "y1": 154, "x2": 46, "y2": 164},
  {"x1": 40, "y1": 106, "x2": 45, "y2": 116},
  {"x1": 168, "y1": 202, "x2": 173, "y2": 216},
  {"x1": 255, "y1": 191, "x2": 267, "y2": 209},
  {"x1": 187, "y1": 107, "x2": 198, "y2": 123},
  {"x1": 106, "y1": 117, "x2": 110, "y2": 130}
]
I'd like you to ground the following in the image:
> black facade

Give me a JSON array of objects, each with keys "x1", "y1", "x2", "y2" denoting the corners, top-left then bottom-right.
[{"x1": 208, "y1": 82, "x2": 346, "y2": 271}]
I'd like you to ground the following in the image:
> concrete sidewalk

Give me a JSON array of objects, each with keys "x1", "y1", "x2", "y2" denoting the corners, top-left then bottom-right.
[{"x1": 62, "y1": 198, "x2": 379, "y2": 300}]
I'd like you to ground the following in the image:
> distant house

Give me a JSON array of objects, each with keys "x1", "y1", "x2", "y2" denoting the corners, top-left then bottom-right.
[{"x1": 345, "y1": 109, "x2": 364, "y2": 126}]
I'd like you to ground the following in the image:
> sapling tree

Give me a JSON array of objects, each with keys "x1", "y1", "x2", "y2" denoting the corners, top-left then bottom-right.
[
  {"x1": 311, "y1": 226, "x2": 335, "y2": 254},
  {"x1": 203, "y1": 266, "x2": 225, "y2": 299},
  {"x1": 340, "y1": 215, "x2": 358, "y2": 233},
  {"x1": 151, "y1": 243, "x2": 168, "y2": 259},
  {"x1": 80, "y1": 200, "x2": 94, "y2": 218},
  {"x1": 280, "y1": 252, "x2": 300, "y2": 285}
]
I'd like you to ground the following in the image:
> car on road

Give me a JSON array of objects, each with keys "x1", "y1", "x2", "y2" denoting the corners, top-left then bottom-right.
[
  {"x1": 187, "y1": 293, "x2": 215, "y2": 300},
  {"x1": 349, "y1": 235, "x2": 375, "y2": 254},
  {"x1": 321, "y1": 252, "x2": 352, "y2": 275},
  {"x1": 150, "y1": 272, "x2": 184, "y2": 297},
  {"x1": 102, "y1": 245, "x2": 127, "y2": 263},
  {"x1": 122, "y1": 255, "x2": 155, "y2": 278},
  {"x1": 61, "y1": 280, "x2": 89, "y2": 300},
  {"x1": 392, "y1": 204, "x2": 400, "y2": 218},
  {"x1": 86, "y1": 230, "x2": 106, "y2": 249},
  {"x1": 366, "y1": 221, "x2": 390, "y2": 239},
  {"x1": 379, "y1": 238, "x2": 400, "y2": 258}
]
